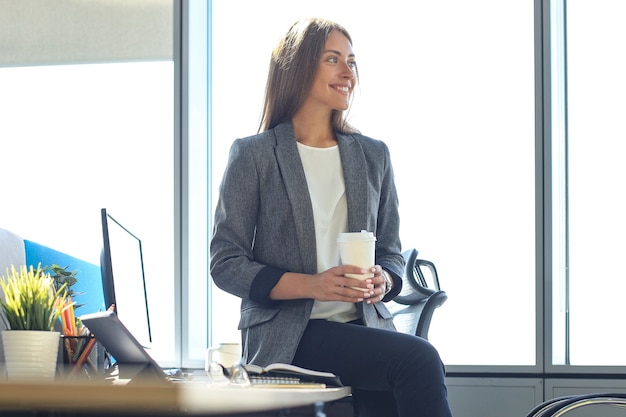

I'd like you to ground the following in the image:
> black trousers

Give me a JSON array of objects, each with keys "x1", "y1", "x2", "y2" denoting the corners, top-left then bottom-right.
[{"x1": 292, "y1": 319, "x2": 453, "y2": 417}]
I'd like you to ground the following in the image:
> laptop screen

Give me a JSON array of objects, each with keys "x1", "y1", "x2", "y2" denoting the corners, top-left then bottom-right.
[
  {"x1": 79, "y1": 310, "x2": 166, "y2": 381},
  {"x1": 100, "y1": 208, "x2": 152, "y2": 348}
]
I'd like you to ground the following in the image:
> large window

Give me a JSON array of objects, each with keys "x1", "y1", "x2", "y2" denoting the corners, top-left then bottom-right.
[
  {"x1": 551, "y1": 0, "x2": 626, "y2": 367},
  {"x1": 209, "y1": 0, "x2": 536, "y2": 367},
  {"x1": 0, "y1": 1, "x2": 177, "y2": 365},
  {"x1": 10, "y1": 0, "x2": 626, "y2": 374},
  {"x1": 0, "y1": 62, "x2": 176, "y2": 362}
]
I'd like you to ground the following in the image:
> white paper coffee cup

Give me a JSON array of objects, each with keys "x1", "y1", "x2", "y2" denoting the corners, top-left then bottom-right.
[{"x1": 337, "y1": 231, "x2": 376, "y2": 289}]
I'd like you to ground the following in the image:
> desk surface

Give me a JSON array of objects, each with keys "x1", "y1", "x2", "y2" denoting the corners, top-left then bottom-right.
[{"x1": 0, "y1": 375, "x2": 351, "y2": 415}]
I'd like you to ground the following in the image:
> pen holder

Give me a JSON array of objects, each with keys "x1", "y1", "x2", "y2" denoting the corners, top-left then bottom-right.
[{"x1": 59, "y1": 334, "x2": 98, "y2": 379}]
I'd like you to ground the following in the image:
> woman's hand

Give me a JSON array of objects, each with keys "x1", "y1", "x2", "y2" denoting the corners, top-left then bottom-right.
[
  {"x1": 270, "y1": 265, "x2": 387, "y2": 303},
  {"x1": 303, "y1": 265, "x2": 371, "y2": 302},
  {"x1": 364, "y1": 266, "x2": 387, "y2": 304},
  {"x1": 309, "y1": 265, "x2": 387, "y2": 304}
]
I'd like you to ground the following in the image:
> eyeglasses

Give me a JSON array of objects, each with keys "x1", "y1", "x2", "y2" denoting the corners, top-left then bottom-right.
[{"x1": 207, "y1": 361, "x2": 251, "y2": 387}]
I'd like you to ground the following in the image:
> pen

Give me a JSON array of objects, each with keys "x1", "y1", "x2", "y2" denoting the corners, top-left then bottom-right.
[
  {"x1": 62, "y1": 301, "x2": 73, "y2": 335},
  {"x1": 67, "y1": 296, "x2": 76, "y2": 335},
  {"x1": 68, "y1": 336, "x2": 97, "y2": 377}
]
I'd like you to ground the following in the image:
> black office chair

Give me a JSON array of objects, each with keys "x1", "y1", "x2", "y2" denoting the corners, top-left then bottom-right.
[
  {"x1": 388, "y1": 249, "x2": 448, "y2": 340},
  {"x1": 526, "y1": 392, "x2": 626, "y2": 417}
]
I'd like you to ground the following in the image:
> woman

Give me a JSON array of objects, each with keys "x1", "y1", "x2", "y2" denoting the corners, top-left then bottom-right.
[{"x1": 210, "y1": 18, "x2": 453, "y2": 417}]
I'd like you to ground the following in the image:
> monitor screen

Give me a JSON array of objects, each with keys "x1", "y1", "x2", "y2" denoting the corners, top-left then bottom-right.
[{"x1": 100, "y1": 208, "x2": 152, "y2": 348}]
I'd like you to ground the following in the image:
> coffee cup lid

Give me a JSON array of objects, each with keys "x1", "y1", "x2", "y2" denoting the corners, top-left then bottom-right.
[{"x1": 337, "y1": 230, "x2": 376, "y2": 242}]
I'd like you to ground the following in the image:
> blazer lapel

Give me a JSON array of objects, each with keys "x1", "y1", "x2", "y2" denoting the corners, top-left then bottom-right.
[
  {"x1": 273, "y1": 123, "x2": 318, "y2": 273},
  {"x1": 337, "y1": 132, "x2": 369, "y2": 232},
  {"x1": 271, "y1": 123, "x2": 370, "y2": 272}
]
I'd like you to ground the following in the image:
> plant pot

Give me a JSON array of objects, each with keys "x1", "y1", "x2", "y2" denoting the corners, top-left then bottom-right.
[{"x1": 2, "y1": 330, "x2": 60, "y2": 381}]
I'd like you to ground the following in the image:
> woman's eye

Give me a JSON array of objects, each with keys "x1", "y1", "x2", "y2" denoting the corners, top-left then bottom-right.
[{"x1": 325, "y1": 56, "x2": 356, "y2": 70}]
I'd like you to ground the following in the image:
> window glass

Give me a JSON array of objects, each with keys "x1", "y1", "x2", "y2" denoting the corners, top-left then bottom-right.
[
  {"x1": 565, "y1": 0, "x2": 626, "y2": 366},
  {"x1": 0, "y1": 62, "x2": 176, "y2": 363},
  {"x1": 210, "y1": 0, "x2": 535, "y2": 366}
]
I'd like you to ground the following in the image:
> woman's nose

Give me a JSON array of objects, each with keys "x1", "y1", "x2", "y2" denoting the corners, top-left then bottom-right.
[{"x1": 340, "y1": 63, "x2": 355, "y2": 79}]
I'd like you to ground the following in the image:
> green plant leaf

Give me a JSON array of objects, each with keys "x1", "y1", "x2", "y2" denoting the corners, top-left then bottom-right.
[{"x1": 0, "y1": 264, "x2": 67, "y2": 331}]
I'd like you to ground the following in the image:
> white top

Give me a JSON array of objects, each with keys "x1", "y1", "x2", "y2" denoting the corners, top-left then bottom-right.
[{"x1": 296, "y1": 142, "x2": 358, "y2": 322}]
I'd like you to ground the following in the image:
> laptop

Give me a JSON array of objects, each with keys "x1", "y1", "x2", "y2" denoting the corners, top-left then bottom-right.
[{"x1": 79, "y1": 310, "x2": 176, "y2": 382}]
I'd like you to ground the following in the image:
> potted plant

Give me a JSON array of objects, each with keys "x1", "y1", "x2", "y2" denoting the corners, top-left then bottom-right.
[
  {"x1": 46, "y1": 264, "x2": 80, "y2": 298},
  {"x1": 0, "y1": 264, "x2": 69, "y2": 381},
  {"x1": 43, "y1": 264, "x2": 94, "y2": 377},
  {"x1": 45, "y1": 263, "x2": 83, "y2": 324}
]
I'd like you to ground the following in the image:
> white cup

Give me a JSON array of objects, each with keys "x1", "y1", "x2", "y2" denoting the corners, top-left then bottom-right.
[
  {"x1": 204, "y1": 342, "x2": 242, "y2": 370},
  {"x1": 337, "y1": 231, "x2": 376, "y2": 290}
]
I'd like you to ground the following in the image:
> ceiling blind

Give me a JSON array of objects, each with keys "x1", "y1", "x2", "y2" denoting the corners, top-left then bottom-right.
[{"x1": 0, "y1": 0, "x2": 173, "y2": 67}]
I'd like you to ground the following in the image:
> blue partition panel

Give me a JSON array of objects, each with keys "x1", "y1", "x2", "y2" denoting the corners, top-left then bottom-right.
[{"x1": 24, "y1": 240, "x2": 106, "y2": 315}]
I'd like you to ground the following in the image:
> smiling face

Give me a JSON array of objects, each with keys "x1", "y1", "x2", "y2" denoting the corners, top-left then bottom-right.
[
  {"x1": 303, "y1": 30, "x2": 357, "y2": 114},
  {"x1": 260, "y1": 19, "x2": 360, "y2": 133}
]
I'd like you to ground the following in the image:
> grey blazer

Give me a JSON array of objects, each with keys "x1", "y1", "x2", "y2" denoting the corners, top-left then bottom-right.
[{"x1": 210, "y1": 121, "x2": 404, "y2": 366}]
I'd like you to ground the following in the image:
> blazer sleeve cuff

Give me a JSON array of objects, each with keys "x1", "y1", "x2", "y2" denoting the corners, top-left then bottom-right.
[{"x1": 249, "y1": 265, "x2": 288, "y2": 305}]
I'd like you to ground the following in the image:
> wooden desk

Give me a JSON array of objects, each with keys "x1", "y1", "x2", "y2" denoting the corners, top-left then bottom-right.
[{"x1": 0, "y1": 377, "x2": 351, "y2": 416}]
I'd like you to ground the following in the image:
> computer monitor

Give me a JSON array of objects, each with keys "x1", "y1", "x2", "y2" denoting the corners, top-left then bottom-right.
[{"x1": 100, "y1": 208, "x2": 152, "y2": 348}]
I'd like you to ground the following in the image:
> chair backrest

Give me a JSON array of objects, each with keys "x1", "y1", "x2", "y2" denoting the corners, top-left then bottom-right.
[
  {"x1": 526, "y1": 392, "x2": 626, "y2": 417},
  {"x1": 388, "y1": 248, "x2": 447, "y2": 340}
]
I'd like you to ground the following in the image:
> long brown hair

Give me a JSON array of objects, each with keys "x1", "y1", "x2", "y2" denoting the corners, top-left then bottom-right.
[{"x1": 258, "y1": 18, "x2": 359, "y2": 134}]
